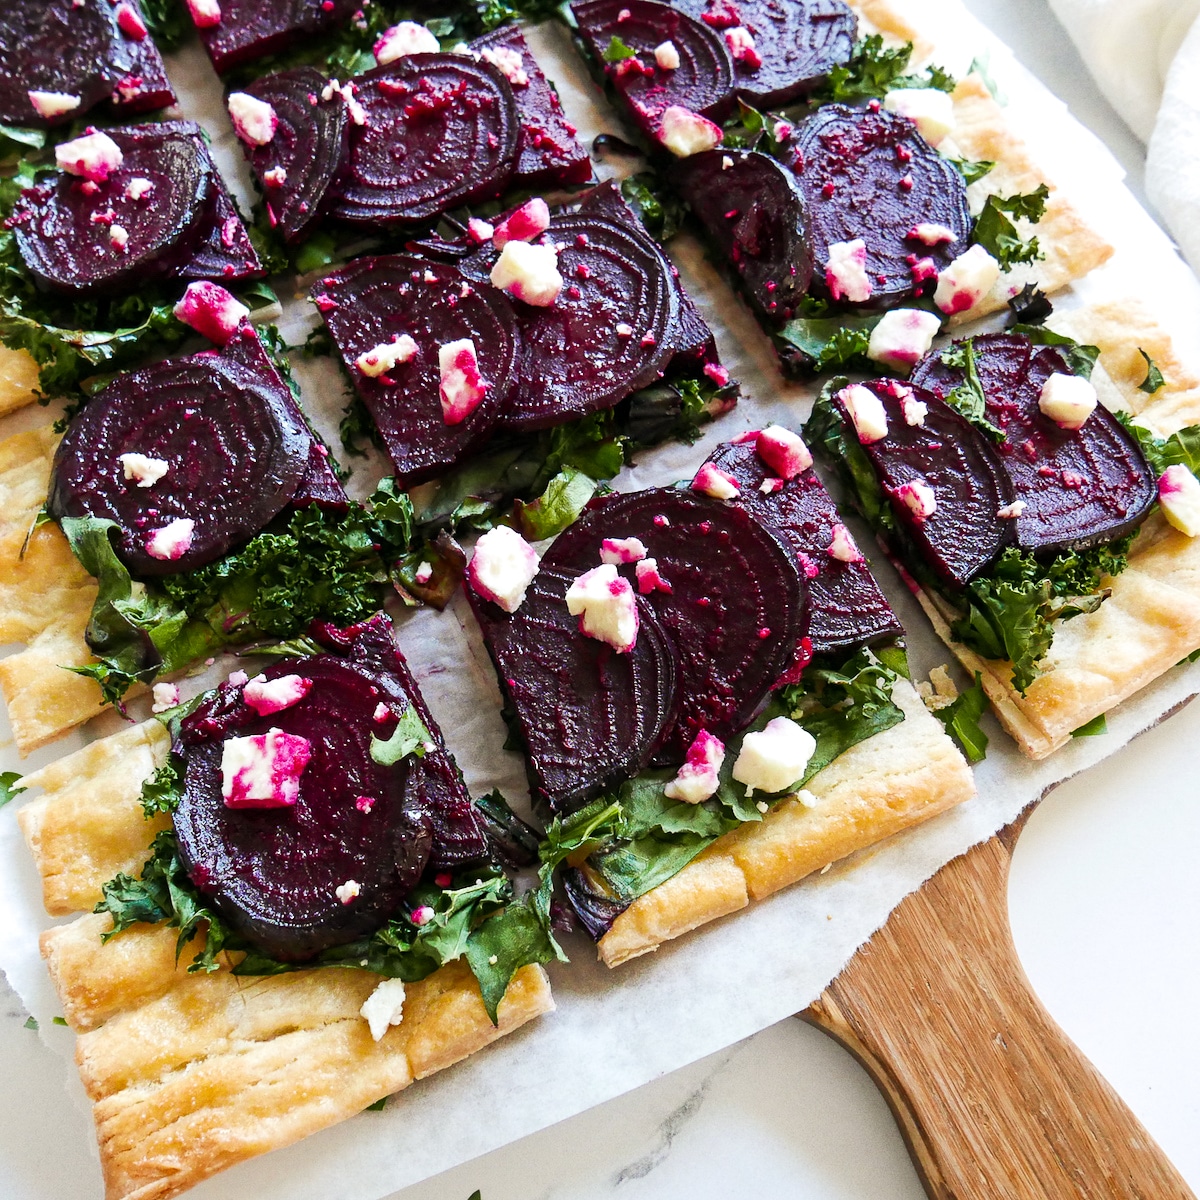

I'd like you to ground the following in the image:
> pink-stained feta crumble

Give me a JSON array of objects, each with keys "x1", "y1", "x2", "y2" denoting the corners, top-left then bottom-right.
[
  {"x1": 663, "y1": 729, "x2": 726, "y2": 803},
  {"x1": 373, "y1": 20, "x2": 440, "y2": 64},
  {"x1": 151, "y1": 682, "x2": 181, "y2": 713},
  {"x1": 228, "y1": 92, "x2": 278, "y2": 146},
  {"x1": 480, "y1": 45, "x2": 529, "y2": 87},
  {"x1": 908, "y1": 222, "x2": 957, "y2": 247},
  {"x1": 1037, "y1": 372, "x2": 1097, "y2": 430},
  {"x1": 145, "y1": 517, "x2": 195, "y2": 561},
  {"x1": 356, "y1": 796, "x2": 376, "y2": 813},
  {"x1": 827, "y1": 522, "x2": 863, "y2": 562},
  {"x1": 109, "y1": 224, "x2": 129, "y2": 251},
  {"x1": 373, "y1": 702, "x2": 391, "y2": 722},
  {"x1": 893, "y1": 477, "x2": 937, "y2": 522},
  {"x1": 492, "y1": 197, "x2": 551, "y2": 249},
  {"x1": 228, "y1": 670, "x2": 249, "y2": 687},
  {"x1": 336, "y1": 879, "x2": 361, "y2": 904},
  {"x1": 824, "y1": 238, "x2": 872, "y2": 303},
  {"x1": 355, "y1": 333, "x2": 418, "y2": 377},
  {"x1": 600, "y1": 536, "x2": 648, "y2": 565},
  {"x1": 55, "y1": 130, "x2": 123, "y2": 182},
  {"x1": 997, "y1": 500, "x2": 1026, "y2": 520},
  {"x1": 659, "y1": 105, "x2": 722, "y2": 157},
  {"x1": 173, "y1": 281, "x2": 250, "y2": 346},
  {"x1": 838, "y1": 383, "x2": 889, "y2": 443},
  {"x1": 1158, "y1": 465, "x2": 1200, "y2": 537},
  {"x1": 758, "y1": 477, "x2": 784, "y2": 494},
  {"x1": 691, "y1": 462, "x2": 740, "y2": 500},
  {"x1": 724, "y1": 26, "x2": 762, "y2": 68},
  {"x1": 566, "y1": 565, "x2": 640, "y2": 652},
  {"x1": 221, "y1": 727, "x2": 312, "y2": 809},
  {"x1": 414, "y1": 560, "x2": 434, "y2": 584},
  {"x1": 263, "y1": 165, "x2": 287, "y2": 188},
  {"x1": 468, "y1": 525, "x2": 540, "y2": 612},
  {"x1": 934, "y1": 245, "x2": 1000, "y2": 316},
  {"x1": 467, "y1": 217, "x2": 495, "y2": 244},
  {"x1": 654, "y1": 40, "x2": 681, "y2": 70},
  {"x1": 439, "y1": 338, "x2": 488, "y2": 424},
  {"x1": 490, "y1": 240, "x2": 562, "y2": 306},
  {"x1": 28, "y1": 90, "x2": 81, "y2": 120},
  {"x1": 410, "y1": 904, "x2": 435, "y2": 926},
  {"x1": 755, "y1": 425, "x2": 812, "y2": 479},
  {"x1": 900, "y1": 392, "x2": 928, "y2": 427},
  {"x1": 119, "y1": 451, "x2": 169, "y2": 488},
  {"x1": 703, "y1": 361, "x2": 731, "y2": 387},
  {"x1": 243, "y1": 673, "x2": 313, "y2": 716},
  {"x1": 866, "y1": 307, "x2": 943, "y2": 374},
  {"x1": 125, "y1": 176, "x2": 154, "y2": 201},
  {"x1": 635, "y1": 557, "x2": 672, "y2": 594},
  {"x1": 116, "y1": 3, "x2": 149, "y2": 39},
  {"x1": 186, "y1": 0, "x2": 222, "y2": 28}
]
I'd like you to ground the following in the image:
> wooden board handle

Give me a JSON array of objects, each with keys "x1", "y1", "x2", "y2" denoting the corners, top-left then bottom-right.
[{"x1": 802, "y1": 816, "x2": 1195, "y2": 1200}]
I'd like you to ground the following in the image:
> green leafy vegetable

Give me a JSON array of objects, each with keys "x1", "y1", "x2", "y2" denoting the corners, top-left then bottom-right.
[
  {"x1": 139, "y1": 757, "x2": 186, "y2": 818},
  {"x1": 602, "y1": 35, "x2": 636, "y2": 62},
  {"x1": 370, "y1": 705, "x2": 431, "y2": 766},
  {"x1": 938, "y1": 340, "x2": 1004, "y2": 439},
  {"x1": 620, "y1": 172, "x2": 686, "y2": 241},
  {"x1": 1008, "y1": 324, "x2": 1099, "y2": 378},
  {"x1": 773, "y1": 314, "x2": 883, "y2": 377},
  {"x1": 514, "y1": 467, "x2": 600, "y2": 541},
  {"x1": 0, "y1": 771, "x2": 25, "y2": 809},
  {"x1": 137, "y1": 0, "x2": 189, "y2": 50},
  {"x1": 1138, "y1": 349, "x2": 1166, "y2": 394},
  {"x1": 814, "y1": 35, "x2": 954, "y2": 104},
  {"x1": 944, "y1": 155, "x2": 996, "y2": 186},
  {"x1": 23, "y1": 1016, "x2": 37, "y2": 1031},
  {"x1": 1115, "y1": 413, "x2": 1200, "y2": 479},
  {"x1": 971, "y1": 186, "x2": 1050, "y2": 270},
  {"x1": 1071, "y1": 713, "x2": 1108, "y2": 738},
  {"x1": 364, "y1": 1098, "x2": 388, "y2": 1112},
  {"x1": 933, "y1": 673, "x2": 989, "y2": 762},
  {"x1": 968, "y1": 53, "x2": 1007, "y2": 104}
]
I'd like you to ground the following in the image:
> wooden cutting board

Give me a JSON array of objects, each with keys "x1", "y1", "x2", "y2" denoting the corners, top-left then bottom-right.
[{"x1": 802, "y1": 801, "x2": 1196, "y2": 1200}]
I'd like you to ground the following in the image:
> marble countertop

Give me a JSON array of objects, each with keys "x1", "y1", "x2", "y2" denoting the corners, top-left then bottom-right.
[{"x1": 2, "y1": 3, "x2": 1198, "y2": 1198}]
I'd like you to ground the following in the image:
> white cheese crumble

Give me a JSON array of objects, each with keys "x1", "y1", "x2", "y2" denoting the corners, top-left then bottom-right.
[
  {"x1": 1038, "y1": 372, "x2": 1097, "y2": 430},
  {"x1": 55, "y1": 130, "x2": 123, "y2": 182},
  {"x1": 355, "y1": 334, "x2": 418, "y2": 378},
  {"x1": 755, "y1": 425, "x2": 812, "y2": 479},
  {"x1": 600, "y1": 536, "x2": 647, "y2": 565},
  {"x1": 997, "y1": 500, "x2": 1027, "y2": 519},
  {"x1": 663, "y1": 729, "x2": 725, "y2": 803},
  {"x1": 866, "y1": 308, "x2": 943, "y2": 374},
  {"x1": 336, "y1": 879, "x2": 361, "y2": 904},
  {"x1": 125, "y1": 176, "x2": 154, "y2": 200},
  {"x1": 373, "y1": 21, "x2": 440, "y2": 64},
  {"x1": 824, "y1": 238, "x2": 872, "y2": 303},
  {"x1": 227, "y1": 92, "x2": 278, "y2": 146},
  {"x1": 658, "y1": 105, "x2": 722, "y2": 157},
  {"x1": 490, "y1": 240, "x2": 563, "y2": 307},
  {"x1": 468, "y1": 525, "x2": 540, "y2": 612},
  {"x1": 934, "y1": 244, "x2": 1000, "y2": 316},
  {"x1": 1159, "y1": 465, "x2": 1200, "y2": 537},
  {"x1": 894, "y1": 477, "x2": 937, "y2": 521},
  {"x1": 566, "y1": 564, "x2": 639, "y2": 652},
  {"x1": 654, "y1": 40, "x2": 681, "y2": 70},
  {"x1": 220, "y1": 727, "x2": 312, "y2": 808},
  {"x1": 439, "y1": 338, "x2": 488, "y2": 424},
  {"x1": 827, "y1": 522, "x2": 863, "y2": 562},
  {"x1": 360, "y1": 978, "x2": 407, "y2": 1041},
  {"x1": 186, "y1": 0, "x2": 222, "y2": 27},
  {"x1": 243, "y1": 673, "x2": 312, "y2": 716},
  {"x1": 173, "y1": 280, "x2": 250, "y2": 346},
  {"x1": 28, "y1": 90, "x2": 81, "y2": 120},
  {"x1": 480, "y1": 46, "x2": 529, "y2": 87},
  {"x1": 732, "y1": 717, "x2": 816, "y2": 796},
  {"x1": 151, "y1": 682, "x2": 180, "y2": 713},
  {"x1": 883, "y1": 87, "x2": 955, "y2": 147},
  {"x1": 119, "y1": 452, "x2": 169, "y2": 488},
  {"x1": 691, "y1": 462, "x2": 740, "y2": 499},
  {"x1": 145, "y1": 517, "x2": 195, "y2": 561},
  {"x1": 838, "y1": 383, "x2": 889, "y2": 443}
]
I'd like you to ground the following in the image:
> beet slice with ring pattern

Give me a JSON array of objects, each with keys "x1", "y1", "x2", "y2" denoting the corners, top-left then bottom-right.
[
  {"x1": 572, "y1": 0, "x2": 735, "y2": 144},
  {"x1": 192, "y1": 0, "x2": 361, "y2": 74},
  {"x1": 704, "y1": 437, "x2": 903, "y2": 653},
  {"x1": 313, "y1": 253, "x2": 521, "y2": 485},
  {"x1": 173, "y1": 614, "x2": 477, "y2": 962},
  {"x1": 331, "y1": 54, "x2": 520, "y2": 228},
  {"x1": 793, "y1": 103, "x2": 971, "y2": 308},
  {"x1": 48, "y1": 335, "x2": 315, "y2": 577},
  {"x1": 673, "y1": 148, "x2": 814, "y2": 321},
  {"x1": 542, "y1": 488, "x2": 808, "y2": 763},
  {"x1": 832, "y1": 380, "x2": 1013, "y2": 587},
  {"x1": 471, "y1": 563, "x2": 679, "y2": 815},
  {"x1": 911, "y1": 333, "x2": 1157, "y2": 555},
  {"x1": 242, "y1": 67, "x2": 350, "y2": 245}
]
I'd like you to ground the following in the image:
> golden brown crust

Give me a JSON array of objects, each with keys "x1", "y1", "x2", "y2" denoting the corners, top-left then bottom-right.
[
  {"x1": 847, "y1": 0, "x2": 933, "y2": 58},
  {"x1": 598, "y1": 682, "x2": 975, "y2": 966},
  {"x1": 0, "y1": 346, "x2": 42, "y2": 418}
]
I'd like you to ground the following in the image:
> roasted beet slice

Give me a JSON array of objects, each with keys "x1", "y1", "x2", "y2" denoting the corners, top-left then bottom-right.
[
  {"x1": 572, "y1": 0, "x2": 734, "y2": 144},
  {"x1": 471, "y1": 564, "x2": 678, "y2": 814},
  {"x1": 911, "y1": 333, "x2": 1157, "y2": 555},
  {"x1": 470, "y1": 25, "x2": 593, "y2": 189},
  {"x1": 12, "y1": 126, "x2": 212, "y2": 297},
  {"x1": 193, "y1": 0, "x2": 360, "y2": 73},
  {"x1": 704, "y1": 438, "x2": 903, "y2": 652},
  {"x1": 173, "y1": 615, "x2": 476, "y2": 961},
  {"x1": 48, "y1": 334, "x2": 315, "y2": 577},
  {"x1": 674, "y1": 149, "x2": 813, "y2": 320},
  {"x1": 832, "y1": 380, "x2": 1013, "y2": 587},
  {"x1": 242, "y1": 67, "x2": 350, "y2": 245},
  {"x1": 314, "y1": 254, "x2": 520, "y2": 485},
  {"x1": 543, "y1": 488, "x2": 808, "y2": 762},
  {"x1": 179, "y1": 163, "x2": 265, "y2": 284},
  {"x1": 331, "y1": 55, "x2": 520, "y2": 228},
  {"x1": 793, "y1": 104, "x2": 970, "y2": 308},
  {"x1": 504, "y1": 213, "x2": 678, "y2": 431},
  {"x1": 0, "y1": 0, "x2": 174, "y2": 128},
  {"x1": 673, "y1": 0, "x2": 855, "y2": 106}
]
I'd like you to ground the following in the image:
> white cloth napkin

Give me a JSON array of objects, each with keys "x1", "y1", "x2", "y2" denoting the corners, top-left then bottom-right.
[{"x1": 1049, "y1": 0, "x2": 1200, "y2": 271}]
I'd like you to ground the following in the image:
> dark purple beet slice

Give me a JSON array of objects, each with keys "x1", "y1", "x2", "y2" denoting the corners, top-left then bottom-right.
[
  {"x1": 313, "y1": 254, "x2": 520, "y2": 486},
  {"x1": 504, "y1": 213, "x2": 679, "y2": 431},
  {"x1": 179, "y1": 163, "x2": 265, "y2": 285},
  {"x1": 833, "y1": 380, "x2": 1013, "y2": 587},
  {"x1": 330, "y1": 54, "x2": 520, "y2": 229},
  {"x1": 543, "y1": 488, "x2": 808, "y2": 762},
  {"x1": 469, "y1": 25, "x2": 593, "y2": 190},
  {"x1": 194, "y1": 0, "x2": 360, "y2": 74},
  {"x1": 173, "y1": 615, "x2": 468, "y2": 961},
  {"x1": 48, "y1": 336, "x2": 314, "y2": 577},
  {"x1": 12, "y1": 125, "x2": 212, "y2": 297},
  {"x1": 911, "y1": 333, "x2": 1157, "y2": 555},
  {"x1": 0, "y1": 0, "x2": 174, "y2": 128},
  {"x1": 572, "y1": 0, "x2": 734, "y2": 144},
  {"x1": 704, "y1": 438, "x2": 903, "y2": 653},
  {"x1": 672, "y1": 0, "x2": 856, "y2": 106},
  {"x1": 793, "y1": 104, "x2": 971, "y2": 308},
  {"x1": 243, "y1": 67, "x2": 350, "y2": 245},
  {"x1": 673, "y1": 149, "x2": 813, "y2": 321},
  {"x1": 562, "y1": 866, "x2": 629, "y2": 939},
  {"x1": 470, "y1": 563, "x2": 679, "y2": 815}
]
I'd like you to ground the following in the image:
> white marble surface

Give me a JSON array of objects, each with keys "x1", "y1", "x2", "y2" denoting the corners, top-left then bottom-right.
[{"x1": 3, "y1": 2, "x2": 1199, "y2": 1198}]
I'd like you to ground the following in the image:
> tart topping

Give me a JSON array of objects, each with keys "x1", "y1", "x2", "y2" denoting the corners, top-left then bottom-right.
[
  {"x1": 601, "y1": 536, "x2": 649, "y2": 564},
  {"x1": 691, "y1": 461, "x2": 741, "y2": 499},
  {"x1": 660, "y1": 104, "x2": 723, "y2": 156},
  {"x1": 336, "y1": 879, "x2": 361, "y2": 904},
  {"x1": 479, "y1": 45, "x2": 530, "y2": 87},
  {"x1": 228, "y1": 91, "x2": 278, "y2": 145},
  {"x1": 186, "y1": 0, "x2": 222, "y2": 28},
  {"x1": 1158, "y1": 466, "x2": 1200, "y2": 537},
  {"x1": 883, "y1": 87, "x2": 955, "y2": 148},
  {"x1": 55, "y1": 129, "x2": 124, "y2": 181},
  {"x1": 839, "y1": 383, "x2": 889, "y2": 444},
  {"x1": 663, "y1": 729, "x2": 725, "y2": 802},
  {"x1": 243, "y1": 673, "x2": 313, "y2": 716},
  {"x1": 468, "y1": 525, "x2": 541, "y2": 613},
  {"x1": 356, "y1": 334, "x2": 418, "y2": 377},
  {"x1": 827, "y1": 522, "x2": 863, "y2": 562},
  {"x1": 756, "y1": 425, "x2": 812, "y2": 479},
  {"x1": 439, "y1": 338, "x2": 488, "y2": 424},
  {"x1": 221, "y1": 727, "x2": 313, "y2": 808},
  {"x1": 824, "y1": 238, "x2": 873, "y2": 303},
  {"x1": 492, "y1": 197, "x2": 551, "y2": 248},
  {"x1": 909, "y1": 222, "x2": 957, "y2": 246},
  {"x1": 893, "y1": 477, "x2": 937, "y2": 521},
  {"x1": 361, "y1": 978, "x2": 407, "y2": 1041},
  {"x1": 724, "y1": 26, "x2": 761, "y2": 68},
  {"x1": 119, "y1": 452, "x2": 169, "y2": 488},
  {"x1": 731, "y1": 716, "x2": 815, "y2": 796},
  {"x1": 173, "y1": 281, "x2": 250, "y2": 345},
  {"x1": 28, "y1": 90, "x2": 81, "y2": 120},
  {"x1": 566, "y1": 564, "x2": 641, "y2": 652},
  {"x1": 145, "y1": 517, "x2": 195, "y2": 560},
  {"x1": 655, "y1": 40, "x2": 681, "y2": 69},
  {"x1": 866, "y1": 308, "x2": 943, "y2": 373},
  {"x1": 997, "y1": 500, "x2": 1027, "y2": 519},
  {"x1": 373, "y1": 21, "x2": 440, "y2": 64},
  {"x1": 1037, "y1": 372, "x2": 1098, "y2": 430},
  {"x1": 490, "y1": 240, "x2": 564, "y2": 307},
  {"x1": 934, "y1": 244, "x2": 1001, "y2": 315},
  {"x1": 635, "y1": 557, "x2": 672, "y2": 593},
  {"x1": 152, "y1": 682, "x2": 181, "y2": 712}
]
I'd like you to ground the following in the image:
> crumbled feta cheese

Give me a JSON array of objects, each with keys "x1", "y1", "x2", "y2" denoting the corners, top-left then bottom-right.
[
  {"x1": 119, "y1": 452, "x2": 169, "y2": 488},
  {"x1": 480, "y1": 45, "x2": 529, "y2": 87},
  {"x1": 490, "y1": 241, "x2": 563, "y2": 307},
  {"x1": 663, "y1": 729, "x2": 725, "y2": 803},
  {"x1": 654, "y1": 40, "x2": 681, "y2": 70},
  {"x1": 635, "y1": 557, "x2": 671, "y2": 594},
  {"x1": 28, "y1": 90, "x2": 81, "y2": 120},
  {"x1": 997, "y1": 500, "x2": 1026, "y2": 519},
  {"x1": 414, "y1": 561, "x2": 434, "y2": 585},
  {"x1": 894, "y1": 477, "x2": 937, "y2": 521},
  {"x1": 773, "y1": 119, "x2": 793, "y2": 142},
  {"x1": 908, "y1": 222, "x2": 957, "y2": 247},
  {"x1": 186, "y1": 0, "x2": 222, "y2": 28},
  {"x1": 796, "y1": 789, "x2": 818, "y2": 809},
  {"x1": 360, "y1": 978, "x2": 407, "y2": 1042},
  {"x1": 116, "y1": 3, "x2": 148, "y2": 39},
  {"x1": 658, "y1": 105, "x2": 723, "y2": 157},
  {"x1": 411, "y1": 904, "x2": 435, "y2": 925},
  {"x1": 262, "y1": 165, "x2": 287, "y2": 188},
  {"x1": 244, "y1": 673, "x2": 312, "y2": 716},
  {"x1": 467, "y1": 525, "x2": 540, "y2": 613},
  {"x1": 1037, "y1": 372, "x2": 1097, "y2": 430},
  {"x1": 691, "y1": 461, "x2": 740, "y2": 499},
  {"x1": 732, "y1": 716, "x2": 816, "y2": 795},
  {"x1": 55, "y1": 130, "x2": 123, "y2": 182},
  {"x1": 1158, "y1": 465, "x2": 1200, "y2": 537},
  {"x1": 755, "y1": 425, "x2": 812, "y2": 479},
  {"x1": 373, "y1": 21, "x2": 440, "y2": 64},
  {"x1": 724, "y1": 26, "x2": 762, "y2": 68},
  {"x1": 755, "y1": 800, "x2": 769, "y2": 813},
  {"x1": 492, "y1": 197, "x2": 550, "y2": 249},
  {"x1": 616, "y1": 322, "x2": 634, "y2": 337},
  {"x1": 173, "y1": 280, "x2": 249, "y2": 345},
  {"x1": 883, "y1": 87, "x2": 955, "y2": 147},
  {"x1": 600, "y1": 536, "x2": 647, "y2": 565},
  {"x1": 145, "y1": 517, "x2": 195, "y2": 561},
  {"x1": 373, "y1": 702, "x2": 391, "y2": 722},
  {"x1": 227, "y1": 92, "x2": 278, "y2": 146},
  {"x1": 151, "y1": 682, "x2": 180, "y2": 713},
  {"x1": 439, "y1": 338, "x2": 488, "y2": 424},
  {"x1": 228, "y1": 670, "x2": 249, "y2": 687},
  {"x1": 336, "y1": 879, "x2": 361, "y2": 905},
  {"x1": 566, "y1": 564, "x2": 640, "y2": 652},
  {"x1": 467, "y1": 217, "x2": 495, "y2": 244},
  {"x1": 827, "y1": 522, "x2": 863, "y2": 562},
  {"x1": 838, "y1": 383, "x2": 889, "y2": 444},
  {"x1": 866, "y1": 308, "x2": 943, "y2": 373},
  {"x1": 900, "y1": 392, "x2": 928, "y2": 427},
  {"x1": 125, "y1": 176, "x2": 154, "y2": 201},
  {"x1": 824, "y1": 238, "x2": 872, "y2": 303},
  {"x1": 355, "y1": 333, "x2": 418, "y2": 378},
  {"x1": 934, "y1": 244, "x2": 1000, "y2": 315},
  {"x1": 221, "y1": 727, "x2": 312, "y2": 808},
  {"x1": 109, "y1": 224, "x2": 129, "y2": 251}
]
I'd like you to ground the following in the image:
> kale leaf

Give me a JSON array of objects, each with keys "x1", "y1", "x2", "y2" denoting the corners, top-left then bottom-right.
[
  {"x1": 139, "y1": 756, "x2": 186, "y2": 818},
  {"x1": 1138, "y1": 349, "x2": 1166, "y2": 395},
  {"x1": 939, "y1": 340, "x2": 1004, "y2": 439},
  {"x1": 814, "y1": 36, "x2": 954, "y2": 104},
  {"x1": 1116, "y1": 413, "x2": 1200, "y2": 478},
  {"x1": 620, "y1": 172, "x2": 686, "y2": 241},
  {"x1": 369, "y1": 705, "x2": 431, "y2": 766},
  {"x1": 971, "y1": 185, "x2": 1050, "y2": 270},
  {"x1": 773, "y1": 314, "x2": 882, "y2": 378},
  {"x1": 0, "y1": 771, "x2": 25, "y2": 809},
  {"x1": 933, "y1": 672, "x2": 990, "y2": 762}
]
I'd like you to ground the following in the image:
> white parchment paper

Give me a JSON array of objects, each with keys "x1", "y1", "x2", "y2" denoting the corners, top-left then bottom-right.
[{"x1": 3, "y1": 3, "x2": 1200, "y2": 1198}]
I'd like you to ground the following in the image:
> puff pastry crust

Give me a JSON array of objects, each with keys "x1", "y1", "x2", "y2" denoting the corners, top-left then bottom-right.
[{"x1": 0, "y1": 345, "x2": 41, "y2": 418}]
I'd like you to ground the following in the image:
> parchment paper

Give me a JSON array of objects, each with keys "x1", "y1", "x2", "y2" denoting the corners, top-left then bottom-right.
[{"x1": 3, "y1": 3, "x2": 1200, "y2": 1198}]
